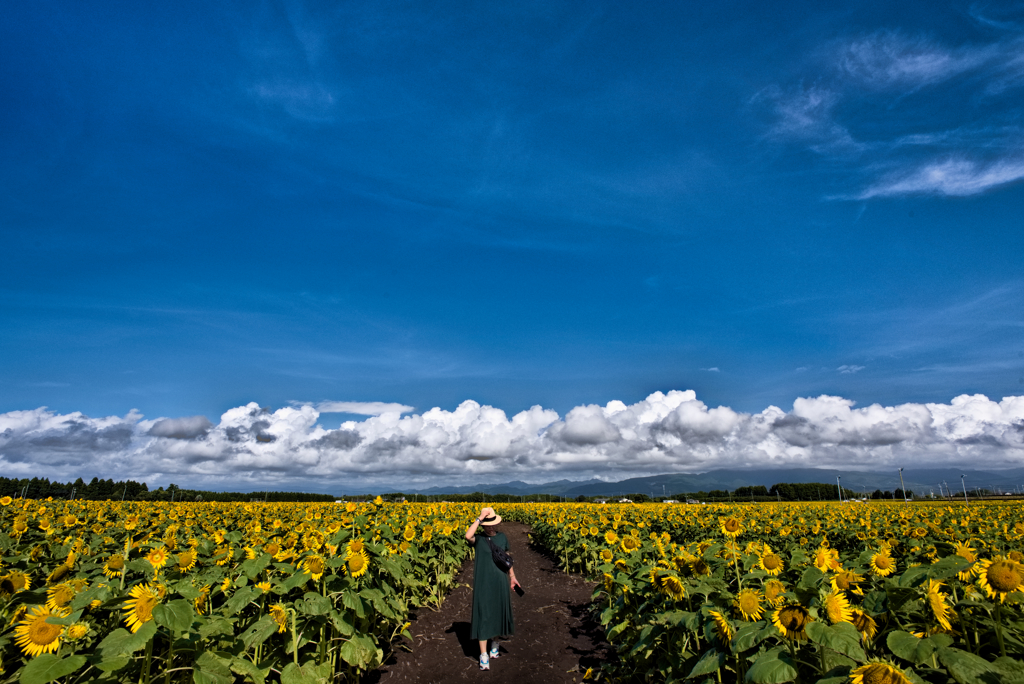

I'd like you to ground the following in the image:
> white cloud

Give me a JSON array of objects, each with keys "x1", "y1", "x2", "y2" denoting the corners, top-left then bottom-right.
[
  {"x1": 315, "y1": 401, "x2": 414, "y2": 416},
  {"x1": 838, "y1": 31, "x2": 992, "y2": 89},
  {"x1": 2, "y1": 391, "x2": 1024, "y2": 490},
  {"x1": 857, "y1": 157, "x2": 1024, "y2": 198},
  {"x1": 837, "y1": 365, "x2": 866, "y2": 374},
  {"x1": 701, "y1": 367, "x2": 720, "y2": 372}
]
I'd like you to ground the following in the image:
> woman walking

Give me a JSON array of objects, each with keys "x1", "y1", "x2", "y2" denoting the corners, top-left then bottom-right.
[{"x1": 465, "y1": 506, "x2": 520, "y2": 671}]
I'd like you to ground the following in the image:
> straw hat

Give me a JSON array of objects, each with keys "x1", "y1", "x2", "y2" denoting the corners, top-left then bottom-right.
[{"x1": 480, "y1": 513, "x2": 502, "y2": 526}]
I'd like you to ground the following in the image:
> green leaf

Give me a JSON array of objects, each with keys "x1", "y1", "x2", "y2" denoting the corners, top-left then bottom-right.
[
  {"x1": 174, "y1": 582, "x2": 202, "y2": 601},
  {"x1": 797, "y1": 566, "x2": 823, "y2": 591},
  {"x1": 885, "y1": 585, "x2": 918, "y2": 612},
  {"x1": 97, "y1": 621, "x2": 157, "y2": 658},
  {"x1": 153, "y1": 599, "x2": 194, "y2": 634},
  {"x1": 898, "y1": 565, "x2": 931, "y2": 587},
  {"x1": 342, "y1": 591, "x2": 365, "y2": 619},
  {"x1": 224, "y1": 586, "x2": 258, "y2": 615},
  {"x1": 230, "y1": 656, "x2": 270, "y2": 684},
  {"x1": 804, "y1": 622, "x2": 866, "y2": 661},
  {"x1": 19, "y1": 654, "x2": 87, "y2": 684},
  {"x1": 862, "y1": 590, "x2": 887, "y2": 614},
  {"x1": 94, "y1": 657, "x2": 130, "y2": 673},
  {"x1": 280, "y1": 661, "x2": 331, "y2": 684},
  {"x1": 937, "y1": 646, "x2": 1001, "y2": 684},
  {"x1": 241, "y1": 615, "x2": 279, "y2": 650},
  {"x1": 608, "y1": 620, "x2": 631, "y2": 641},
  {"x1": 241, "y1": 553, "x2": 273, "y2": 580},
  {"x1": 732, "y1": 621, "x2": 770, "y2": 654},
  {"x1": 886, "y1": 631, "x2": 935, "y2": 666},
  {"x1": 70, "y1": 585, "x2": 106, "y2": 611},
  {"x1": 929, "y1": 555, "x2": 972, "y2": 580},
  {"x1": 745, "y1": 650, "x2": 797, "y2": 684},
  {"x1": 195, "y1": 651, "x2": 233, "y2": 681},
  {"x1": 328, "y1": 609, "x2": 354, "y2": 637},
  {"x1": 687, "y1": 648, "x2": 725, "y2": 679},
  {"x1": 198, "y1": 616, "x2": 235, "y2": 639},
  {"x1": 297, "y1": 592, "x2": 331, "y2": 616},
  {"x1": 339, "y1": 634, "x2": 382, "y2": 671},
  {"x1": 279, "y1": 572, "x2": 311, "y2": 593}
]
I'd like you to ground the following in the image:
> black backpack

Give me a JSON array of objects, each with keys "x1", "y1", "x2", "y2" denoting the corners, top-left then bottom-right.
[{"x1": 485, "y1": 535, "x2": 513, "y2": 573}]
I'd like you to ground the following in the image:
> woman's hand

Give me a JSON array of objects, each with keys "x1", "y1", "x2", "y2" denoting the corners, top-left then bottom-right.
[
  {"x1": 510, "y1": 574, "x2": 521, "y2": 591},
  {"x1": 479, "y1": 506, "x2": 493, "y2": 518}
]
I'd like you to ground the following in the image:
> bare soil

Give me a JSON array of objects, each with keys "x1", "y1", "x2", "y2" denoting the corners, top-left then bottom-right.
[{"x1": 370, "y1": 521, "x2": 611, "y2": 683}]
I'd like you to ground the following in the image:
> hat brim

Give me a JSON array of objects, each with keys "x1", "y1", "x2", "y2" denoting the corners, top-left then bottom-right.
[{"x1": 481, "y1": 514, "x2": 503, "y2": 526}]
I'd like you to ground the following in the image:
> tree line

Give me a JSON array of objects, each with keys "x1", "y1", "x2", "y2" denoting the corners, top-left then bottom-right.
[{"x1": 0, "y1": 477, "x2": 335, "y2": 503}]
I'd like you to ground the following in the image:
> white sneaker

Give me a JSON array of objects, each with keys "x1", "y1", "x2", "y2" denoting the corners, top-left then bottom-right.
[
  {"x1": 479, "y1": 654, "x2": 489, "y2": 671},
  {"x1": 489, "y1": 646, "x2": 500, "y2": 659}
]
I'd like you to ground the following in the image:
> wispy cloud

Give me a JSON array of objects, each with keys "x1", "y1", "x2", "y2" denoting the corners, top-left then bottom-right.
[
  {"x1": 837, "y1": 365, "x2": 866, "y2": 374},
  {"x1": 763, "y1": 28, "x2": 1024, "y2": 198},
  {"x1": 858, "y1": 157, "x2": 1024, "y2": 198},
  {"x1": 838, "y1": 31, "x2": 993, "y2": 89}
]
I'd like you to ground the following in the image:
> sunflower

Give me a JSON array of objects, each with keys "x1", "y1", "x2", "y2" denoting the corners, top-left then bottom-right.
[
  {"x1": 708, "y1": 610, "x2": 734, "y2": 643},
  {"x1": 256, "y1": 581, "x2": 271, "y2": 593},
  {"x1": 123, "y1": 583, "x2": 161, "y2": 633},
  {"x1": 403, "y1": 527, "x2": 416, "y2": 542},
  {"x1": 103, "y1": 554, "x2": 125, "y2": 578},
  {"x1": 603, "y1": 573, "x2": 615, "y2": 593},
  {"x1": 868, "y1": 550, "x2": 895, "y2": 577},
  {"x1": 177, "y1": 550, "x2": 197, "y2": 573},
  {"x1": 1, "y1": 570, "x2": 31, "y2": 596},
  {"x1": 14, "y1": 605, "x2": 64, "y2": 657},
  {"x1": 264, "y1": 542, "x2": 282, "y2": 557},
  {"x1": 849, "y1": 661, "x2": 912, "y2": 684},
  {"x1": 270, "y1": 603, "x2": 288, "y2": 633},
  {"x1": 46, "y1": 563, "x2": 71, "y2": 585},
  {"x1": 0, "y1": 495, "x2": 12, "y2": 506},
  {"x1": 65, "y1": 622, "x2": 89, "y2": 641},
  {"x1": 347, "y1": 548, "x2": 370, "y2": 578},
  {"x1": 822, "y1": 589, "x2": 853, "y2": 624},
  {"x1": 604, "y1": 530, "x2": 619, "y2": 546},
  {"x1": 758, "y1": 551, "x2": 784, "y2": 576},
  {"x1": 621, "y1": 536, "x2": 641, "y2": 553},
  {"x1": 46, "y1": 583, "x2": 76, "y2": 611},
  {"x1": 194, "y1": 585, "x2": 211, "y2": 615},
  {"x1": 976, "y1": 557, "x2": 1024, "y2": 603},
  {"x1": 953, "y1": 541, "x2": 978, "y2": 581},
  {"x1": 221, "y1": 576, "x2": 232, "y2": 594},
  {"x1": 850, "y1": 608, "x2": 878, "y2": 641},
  {"x1": 348, "y1": 537, "x2": 366, "y2": 554},
  {"x1": 735, "y1": 588, "x2": 764, "y2": 621},
  {"x1": 661, "y1": 575, "x2": 686, "y2": 601},
  {"x1": 772, "y1": 604, "x2": 812, "y2": 640},
  {"x1": 146, "y1": 546, "x2": 169, "y2": 573},
  {"x1": 303, "y1": 554, "x2": 327, "y2": 581},
  {"x1": 831, "y1": 569, "x2": 865, "y2": 595},
  {"x1": 764, "y1": 579, "x2": 786, "y2": 608},
  {"x1": 924, "y1": 579, "x2": 952, "y2": 631},
  {"x1": 720, "y1": 517, "x2": 743, "y2": 538},
  {"x1": 690, "y1": 557, "x2": 712, "y2": 576}
]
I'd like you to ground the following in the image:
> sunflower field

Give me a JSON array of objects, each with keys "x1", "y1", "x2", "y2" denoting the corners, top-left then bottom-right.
[
  {"x1": 507, "y1": 500, "x2": 1024, "y2": 684},
  {"x1": 0, "y1": 496, "x2": 474, "y2": 684}
]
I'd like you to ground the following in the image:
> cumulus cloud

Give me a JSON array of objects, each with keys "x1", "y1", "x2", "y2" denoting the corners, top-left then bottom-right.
[
  {"x1": 2, "y1": 391, "x2": 1024, "y2": 490},
  {"x1": 315, "y1": 401, "x2": 414, "y2": 416}
]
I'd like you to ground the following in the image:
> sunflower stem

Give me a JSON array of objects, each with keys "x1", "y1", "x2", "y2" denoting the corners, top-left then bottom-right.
[{"x1": 994, "y1": 602, "x2": 1007, "y2": 657}]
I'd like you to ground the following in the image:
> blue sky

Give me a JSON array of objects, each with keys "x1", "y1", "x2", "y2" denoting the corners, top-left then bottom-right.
[{"x1": 2, "y1": 2, "x2": 1023, "y2": 490}]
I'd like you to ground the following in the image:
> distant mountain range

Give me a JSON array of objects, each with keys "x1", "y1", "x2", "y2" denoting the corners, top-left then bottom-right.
[{"x1": 388, "y1": 467, "x2": 1024, "y2": 498}]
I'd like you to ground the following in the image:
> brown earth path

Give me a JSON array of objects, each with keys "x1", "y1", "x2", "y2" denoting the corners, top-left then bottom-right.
[{"x1": 369, "y1": 521, "x2": 611, "y2": 683}]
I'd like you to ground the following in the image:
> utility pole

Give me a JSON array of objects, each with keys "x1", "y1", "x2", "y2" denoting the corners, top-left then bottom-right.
[
  {"x1": 898, "y1": 468, "x2": 907, "y2": 503},
  {"x1": 961, "y1": 475, "x2": 969, "y2": 504}
]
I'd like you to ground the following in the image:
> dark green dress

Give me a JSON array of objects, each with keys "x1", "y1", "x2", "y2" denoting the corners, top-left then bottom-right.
[{"x1": 470, "y1": 531, "x2": 515, "y2": 640}]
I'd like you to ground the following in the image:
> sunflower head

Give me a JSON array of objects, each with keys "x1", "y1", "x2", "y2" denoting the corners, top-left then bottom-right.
[
  {"x1": 850, "y1": 608, "x2": 878, "y2": 641},
  {"x1": 65, "y1": 622, "x2": 90, "y2": 641},
  {"x1": 764, "y1": 579, "x2": 787, "y2": 608},
  {"x1": 708, "y1": 609, "x2": 734, "y2": 643},
  {"x1": 759, "y1": 552, "x2": 784, "y2": 575},
  {"x1": 821, "y1": 589, "x2": 853, "y2": 624},
  {"x1": 720, "y1": 517, "x2": 743, "y2": 538},
  {"x1": 976, "y1": 557, "x2": 1024, "y2": 603},
  {"x1": 15, "y1": 605, "x2": 64, "y2": 657},
  {"x1": 46, "y1": 583, "x2": 76, "y2": 611},
  {"x1": 347, "y1": 548, "x2": 370, "y2": 578},
  {"x1": 772, "y1": 604, "x2": 812, "y2": 640},
  {"x1": 270, "y1": 603, "x2": 288, "y2": 632},
  {"x1": 868, "y1": 551, "x2": 895, "y2": 577},
  {"x1": 302, "y1": 554, "x2": 326, "y2": 581},
  {"x1": 735, "y1": 588, "x2": 764, "y2": 621},
  {"x1": 661, "y1": 575, "x2": 686, "y2": 601},
  {"x1": 621, "y1": 536, "x2": 640, "y2": 553},
  {"x1": 849, "y1": 660, "x2": 912, "y2": 684},
  {"x1": 604, "y1": 530, "x2": 619, "y2": 546}
]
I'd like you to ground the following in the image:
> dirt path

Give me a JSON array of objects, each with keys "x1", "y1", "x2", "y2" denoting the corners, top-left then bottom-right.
[{"x1": 371, "y1": 521, "x2": 610, "y2": 683}]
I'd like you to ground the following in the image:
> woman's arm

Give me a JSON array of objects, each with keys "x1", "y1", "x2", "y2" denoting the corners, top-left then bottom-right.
[
  {"x1": 464, "y1": 506, "x2": 492, "y2": 543},
  {"x1": 509, "y1": 566, "x2": 520, "y2": 590}
]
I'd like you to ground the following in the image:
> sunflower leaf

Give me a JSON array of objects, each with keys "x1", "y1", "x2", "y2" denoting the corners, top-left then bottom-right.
[
  {"x1": 744, "y1": 648, "x2": 796, "y2": 684},
  {"x1": 339, "y1": 634, "x2": 383, "y2": 670},
  {"x1": 153, "y1": 599, "x2": 194, "y2": 634},
  {"x1": 687, "y1": 647, "x2": 725, "y2": 679},
  {"x1": 223, "y1": 586, "x2": 258, "y2": 615},
  {"x1": 18, "y1": 654, "x2": 87, "y2": 684},
  {"x1": 886, "y1": 631, "x2": 935, "y2": 666},
  {"x1": 928, "y1": 556, "x2": 972, "y2": 581},
  {"x1": 806, "y1": 622, "x2": 866, "y2": 661},
  {"x1": 936, "y1": 646, "x2": 1001, "y2": 684}
]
